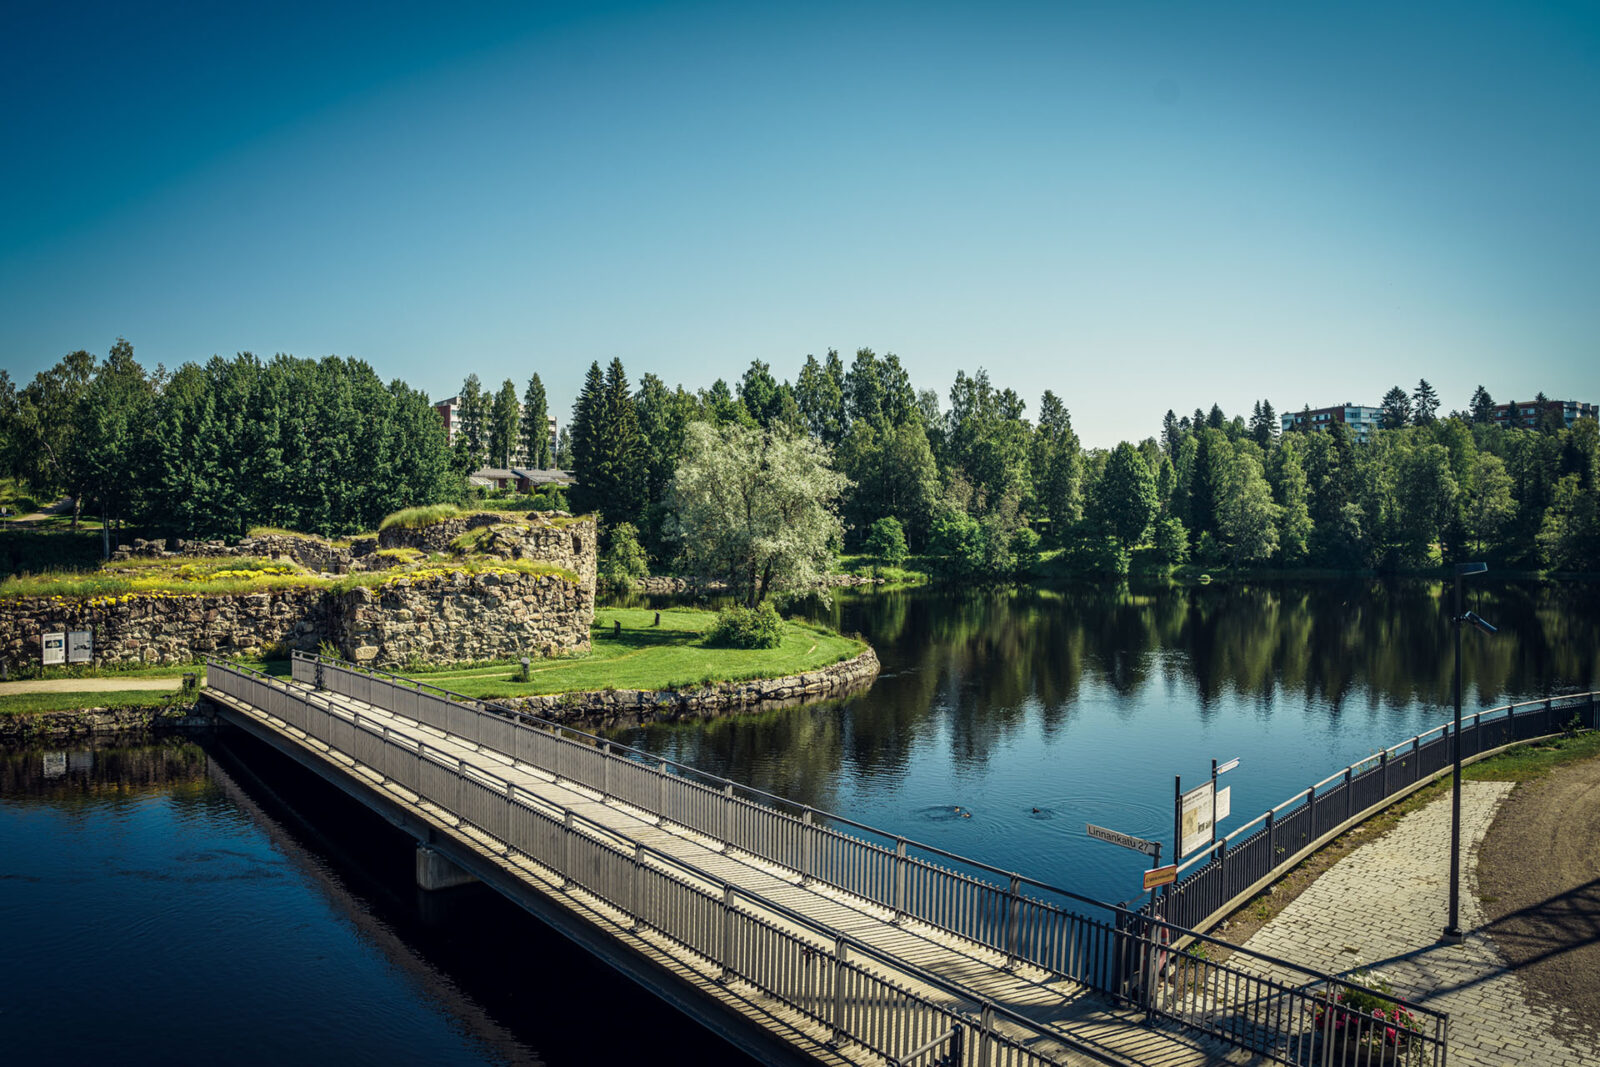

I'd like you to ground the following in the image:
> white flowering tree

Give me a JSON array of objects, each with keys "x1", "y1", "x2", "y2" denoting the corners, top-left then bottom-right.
[{"x1": 670, "y1": 421, "x2": 848, "y2": 607}]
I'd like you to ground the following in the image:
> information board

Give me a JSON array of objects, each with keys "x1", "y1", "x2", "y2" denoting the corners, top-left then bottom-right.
[
  {"x1": 42, "y1": 632, "x2": 66, "y2": 666},
  {"x1": 1179, "y1": 781, "x2": 1215, "y2": 858},
  {"x1": 68, "y1": 630, "x2": 92, "y2": 664}
]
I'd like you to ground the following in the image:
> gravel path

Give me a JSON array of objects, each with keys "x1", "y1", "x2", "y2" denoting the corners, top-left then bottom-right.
[
  {"x1": 1240, "y1": 780, "x2": 1593, "y2": 1066},
  {"x1": 1475, "y1": 755, "x2": 1600, "y2": 1051}
]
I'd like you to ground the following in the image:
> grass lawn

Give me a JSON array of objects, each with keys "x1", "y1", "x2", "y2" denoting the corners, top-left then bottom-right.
[
  {"x1": 405, "y1": 606, "x2": 865, "y2": 699},
  {"x1": 0, "y1": 689, "x2": 195, "y2": 715}
]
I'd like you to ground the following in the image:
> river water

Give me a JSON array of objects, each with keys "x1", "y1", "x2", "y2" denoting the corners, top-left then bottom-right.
[{"x1": 3, "y1": 578, "x2": 1595, "y2": 1061}]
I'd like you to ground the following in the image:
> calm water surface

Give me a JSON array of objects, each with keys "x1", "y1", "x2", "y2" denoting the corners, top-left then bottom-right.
[
  {"x1": 0, "y1": 735, "x2": 754, "y2": 1065},
  {"x1": 614, "y1": 579, "x2": 1600, "y2": 906},
  {"x1": 4, "y1": 578, "x2": 1595, "y2": 1059}
]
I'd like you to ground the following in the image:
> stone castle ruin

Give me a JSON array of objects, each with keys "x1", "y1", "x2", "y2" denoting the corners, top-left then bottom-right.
[{"x1": 2, "y1": 512, "x2": 596, "y2": 672}]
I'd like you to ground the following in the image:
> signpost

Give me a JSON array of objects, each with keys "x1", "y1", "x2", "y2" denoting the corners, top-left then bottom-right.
[
  {"x1": 1175, "y1": 757, "x2": 1241, "y2": 859},
  {"x1": 1086, "y1": 823, "x2": 1164, "y2": 910}
]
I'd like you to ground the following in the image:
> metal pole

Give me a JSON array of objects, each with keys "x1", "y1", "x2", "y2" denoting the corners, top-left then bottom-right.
[
  {"x1": 1148, "y1": 841, "x2": 1162, "y2": 913},
  {"x1": 1210, "y1": 759, "x2": 1218, "y2": 847},
  {"x1": 1444, "y1": 570, "x2": 1465, "y2": 943}
]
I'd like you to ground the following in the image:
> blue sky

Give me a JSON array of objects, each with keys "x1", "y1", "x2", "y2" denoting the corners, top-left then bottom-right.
[{"x1": 3, "y1": 0, "x2": 1596, "y2": 447}]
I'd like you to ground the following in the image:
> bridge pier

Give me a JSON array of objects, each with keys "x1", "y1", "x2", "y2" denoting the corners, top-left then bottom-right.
[{"x1": 416, "y1": 844, "x2": 479, "y2": 891}]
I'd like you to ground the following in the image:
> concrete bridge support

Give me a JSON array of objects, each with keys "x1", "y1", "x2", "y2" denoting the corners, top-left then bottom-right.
[{"x1": 416, "y1": 844, "x2": 479, "y2": 891}]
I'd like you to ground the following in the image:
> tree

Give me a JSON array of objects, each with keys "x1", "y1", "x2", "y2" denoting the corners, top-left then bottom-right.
[
  {"x1": 738, "y1": 360, "x2": 792, "y2": 429},
  {"x1": 1411, "y1": 379, "x2": 1440, "y2": 426},
  {"x1": 70, "y1": 338, "x2": 154, "y2": 550},
  {"x1": 521, "y1": 373, "x2": 552, "y2": 468},
  {"x1": 1034, "y1": 391, "x2": 1083, "y2": 539},
  {"x1": 1092, "y1": 443, "x2": 1157, "y2": 554},
  {"x1": 1206, "y1": 404, "x2": 1226, "y2": 431},
  {"x1": 1465, "y1": 453, "x2": 1515, "y2": 555},
  {"x1": 837, "y1": 417, "x2": 940, "y2": 548},
  {"x1": 571, "y1": 359, "x2": 645, "y2": 525},
  {"x1": 599, "y1": 521, "x2": 651, "y2": 590},
  {"x1": 452, "y1": 374, "x2": 487, "y2": 473},
  {"x1": 1269, "y1": 438, "x2": 1312, "y2": 563},
  {"x1": 567, "y1": 362, "x2": 605, "y2": 510},
  {"x1": 1215, "y1": 450, "x2": 1281, "y2": 565},
  {"x1": 670, "y1": 421, "x2": 848, "y2": 607},
  {"x1": 1379, "y1": 386, "x2": 1411, "y2": 430},
  {"x1": 488, "y1": 378, "x2": 520, "y2": 468},
  {"x1": 1249, "y1": 400, "x2": 1278, "y2": 450},
  {"x1": 1470, "y1": 385, "x2": 1496, "y2": 424},
  {"x1": 794, "y1": 350, "x2": 847, "y2": 446},
  {"x1": 864, "y1": 516, "x2": 908, "y2": 566},
  {"x1": 555, "y1": 426, "x2": 571, "y2": 468}
]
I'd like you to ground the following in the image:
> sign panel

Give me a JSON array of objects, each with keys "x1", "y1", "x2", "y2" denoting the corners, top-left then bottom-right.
[
  {"x1": 1086, "y1": 823, "x2": 1160, "y2": 857},
  {"x1": 1215, "y1": 785, "x2": 1231, "y2": 823},
  {"x1": 1179, "y1": 781, "x2": 1216, "y2": 858},
  {"x1": 1143, "y1": 864, "x2": 1179, "y2": 891},
  {"x1": 42, "y1": 632, "x2": 66, "y2": 666},
  {"x1": 68, "y1": 630, "x2": 92, "y2": 664}
]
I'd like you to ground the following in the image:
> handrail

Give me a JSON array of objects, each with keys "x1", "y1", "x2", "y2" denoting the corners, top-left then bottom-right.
[
  {"x1": 268, "y1": 652, "x2": 1453, "y2": 1031},
  {"x1": 288, "y1": 650, "x2": 1118, "y2": 917},
  {"x1": 213, "y1": 658, "x2": 1116, "y2": 1065},
  {"x1": 1172, "y1": 689, "x2": 1599, "y2": 882}
]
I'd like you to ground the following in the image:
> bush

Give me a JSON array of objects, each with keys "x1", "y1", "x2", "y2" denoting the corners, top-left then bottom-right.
[
  {"x1": 599, "y1": 522, "x2": 650, "y2": 592},
  {"x1": 864, "y1": 517, "x2": 909, "y2": 566},
  {"x1": 705, "y1": 603, "x2": 784, "y2": 649}
]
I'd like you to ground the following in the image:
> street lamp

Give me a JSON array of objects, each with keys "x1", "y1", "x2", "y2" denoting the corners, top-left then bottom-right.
[{"x1": 1444, "y1": 562, "x2": 1495, "y2": 943}]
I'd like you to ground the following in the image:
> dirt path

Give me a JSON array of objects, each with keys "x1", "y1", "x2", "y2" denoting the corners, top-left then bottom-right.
[
  {"x1": 1475, "y1": 755, "x2": 1600, "y2": 1048},
  {"x1": 0, "y1": 677, "x2": 183, "y2": 694}
]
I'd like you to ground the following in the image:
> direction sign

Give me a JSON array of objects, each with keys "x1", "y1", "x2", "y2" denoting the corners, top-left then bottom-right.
[
  {"x1": 1086, "y1": 823, "x2": 1160, "y2": 857},
  {"x1": 1143, "y1": 864, "x2": 1178, "y2": 891}
]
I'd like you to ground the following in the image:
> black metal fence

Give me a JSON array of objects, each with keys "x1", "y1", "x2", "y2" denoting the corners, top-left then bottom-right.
[
  {"x1": 264, "y1": 650, "x2": 1457, "y2": 1065},
  {"x1": 1151, "y1": 690, "x2": 1600, "y2": 933}
]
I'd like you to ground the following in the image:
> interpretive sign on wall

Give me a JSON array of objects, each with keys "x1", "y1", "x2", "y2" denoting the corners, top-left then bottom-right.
[
  {"x1": 42, "y1": 632, "x2": 66, "y2": 666},
  {"x1": 68, "y1": 630, "x2": 92, "y2": 664}
]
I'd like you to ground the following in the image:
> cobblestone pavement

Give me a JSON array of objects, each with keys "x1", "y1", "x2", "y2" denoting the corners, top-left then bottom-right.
[{"x1": 1241, "y1": 781, "x2": 1592, "y2": 1066}]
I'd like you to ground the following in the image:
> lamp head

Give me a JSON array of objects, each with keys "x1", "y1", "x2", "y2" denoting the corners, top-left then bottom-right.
[
  {"x1": 1463, "y1": 610, "x2": 1498, "y2": 636},
  {"x1": 1454, "y1": 561, "x2": 1488, "y2": 577}
]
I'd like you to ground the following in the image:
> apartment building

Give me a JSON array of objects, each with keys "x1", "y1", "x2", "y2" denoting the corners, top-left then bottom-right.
[
  {"x1": 1490, "y1": 399, "x2": 1598, "y2": 430},
  {"x1": 434, "y1": 396, "x2": 558, "y2": 467},
  {"x1": 1280, "y1": 403, "x2": 1383, "y2": 444}
]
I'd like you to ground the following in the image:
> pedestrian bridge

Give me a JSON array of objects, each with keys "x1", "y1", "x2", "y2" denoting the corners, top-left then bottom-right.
[{"x1": 204, "y1": 653, "x2": 1448, "y2": 1066}]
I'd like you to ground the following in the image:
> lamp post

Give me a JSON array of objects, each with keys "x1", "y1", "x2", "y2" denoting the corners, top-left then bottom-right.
[{"x1": 1444, "y1": 562, "x2": 1494, "y2": 943}]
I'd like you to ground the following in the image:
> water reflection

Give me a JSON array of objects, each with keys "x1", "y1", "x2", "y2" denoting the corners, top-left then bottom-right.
[{"x1": 613, "y1": 579, "x2": 1599, "y2": 903}]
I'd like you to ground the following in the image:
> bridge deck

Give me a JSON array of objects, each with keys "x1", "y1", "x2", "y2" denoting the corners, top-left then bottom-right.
[{"x1": 213, "y1": 676, "x2": 1242, "y2": 1066}]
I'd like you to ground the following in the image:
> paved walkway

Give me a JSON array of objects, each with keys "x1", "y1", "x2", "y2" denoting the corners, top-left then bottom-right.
[
  {"x1": 0, "y1": 677, "x2": 184, "y2": 695},
  {"x1": 1240, "y1": 781, "x2": 1590, "y2": 1066}
]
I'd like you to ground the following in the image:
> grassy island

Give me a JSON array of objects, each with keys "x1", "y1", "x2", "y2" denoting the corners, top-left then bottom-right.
[{"x1": 372, "y1": 606, "x2": 865, "y2": 700}]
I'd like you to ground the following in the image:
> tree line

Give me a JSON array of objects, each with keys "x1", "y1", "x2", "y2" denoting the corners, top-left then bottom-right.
[
  {"x1": 0, "y1": 344, "x2": 459, "y2": 540},
  {"x1": 4, "y1": 341, "x2": 1596, "y2": 580},
  {"x1": 560, "y1": 354, "x2": 1600, "y2": 582}
]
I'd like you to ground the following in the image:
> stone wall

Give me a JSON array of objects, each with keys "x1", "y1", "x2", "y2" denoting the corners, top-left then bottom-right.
[
  {"x1": 498, "y1": 646, "x2": 880, "y2": 729},
  {"x1": 333, "y1": 570, "x2": 592, "y2": 664},
  {"x1": 0, "y1": 569, "x2": 591, "y2": 672},
  {"x1": 632, "y1": 574, "x2": 885, "y2": 595}
]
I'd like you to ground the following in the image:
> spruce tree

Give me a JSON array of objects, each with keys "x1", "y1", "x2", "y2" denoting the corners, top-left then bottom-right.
[
  {"x1": 1411, "y1": 379, "x2": 1440, "y2": 426},
  {"x1": 521, "y1": 373, "x2": 551, "y2": 468}
]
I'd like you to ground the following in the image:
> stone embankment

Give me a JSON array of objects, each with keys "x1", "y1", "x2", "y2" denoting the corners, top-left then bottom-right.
[
  {"x1": 499, "y1": 646, "x2": 880, "y2": 729},
  {"x1": 0, "y1": 703, "x2": 209, "y2": 745},
  {"x1": 633, "y1": 574, "x2": 884, "y2": 595}
]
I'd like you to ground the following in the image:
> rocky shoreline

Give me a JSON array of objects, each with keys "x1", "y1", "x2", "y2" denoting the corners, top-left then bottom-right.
[{"x1": 1, "y1": 647, "x2": 881, "y2": 744}]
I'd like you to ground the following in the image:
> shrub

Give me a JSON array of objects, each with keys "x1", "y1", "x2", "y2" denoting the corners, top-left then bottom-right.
[
  {"x1": 599, "y1": 522, "x2": 650, "y2": 591},
  {"x1": 378, "y1": 504, "x2": 463, "y2": 531},
  {"x1": 864, "y1": 517, "x2": 909, "y2": 566},
  {"x1": 705, "y1": 603, "x2": 783, "y2": 650}
]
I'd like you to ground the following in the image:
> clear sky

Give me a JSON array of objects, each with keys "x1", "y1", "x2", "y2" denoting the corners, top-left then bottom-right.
[{"x1": 3, "y1": 0, "x2": 1596, "y2": 448}]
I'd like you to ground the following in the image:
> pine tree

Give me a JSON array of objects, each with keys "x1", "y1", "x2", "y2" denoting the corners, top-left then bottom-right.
[
  {"x1": 1380, "y1": 386, "x2": 1411, "y2": 430},
  {"x1": 521, "y1": 373, "x2": 551, "y2": 468},
  {"x1": 568, "y1": 362, "x2": 605, "y2": 513},
  {"x1": 1411, "y1": 379, "x2": 1440, "y2": 426},
  {"x1": 1469, "y1": 385, "x2": 1496, "y2": 424}
]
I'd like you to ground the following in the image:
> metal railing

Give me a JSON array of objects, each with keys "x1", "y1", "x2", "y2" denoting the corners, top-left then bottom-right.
[
  {"x1": 1154, "y1": 690, "x2": 1600, "y2": 934},
  {"x1": 270, "y1": 651, "x2": 1451, "y2": 1065},
  {"x1": 212, "y1": 659, "x2": 1093, "y2": 1066}
]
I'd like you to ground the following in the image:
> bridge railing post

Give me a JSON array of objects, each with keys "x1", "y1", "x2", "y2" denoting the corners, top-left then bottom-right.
[
  {"x1": 831, "y1": 937, "x2": 848, "y2": 1046},
  {"x1": 977, "y1": 1003, "x2": 994, "y2": 1066},
  {"x1": 801, "y1": 808, "x2": 814, "y2": 885},
  {"x1": 562, "y1": 811, "x2": 575, "y2": 889},
  {"x1": 721, "y1": 885, "x2": 735, "y2": 982},
  {"x1": 723, "y1": 783, "x2": 734, "y2": 850},
  {"x1": 893, "y1": 838, "x2": 907, "y2": 922},
  {"x1": 630, "y1": 845, "x2": 643, "y2": 931},
  {"x1": 1005, "y1": 875, "x2": 1021, "y2": 969},
  {"x1": 601, "y1": 743, "x2": 611, "y2": 802}
]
